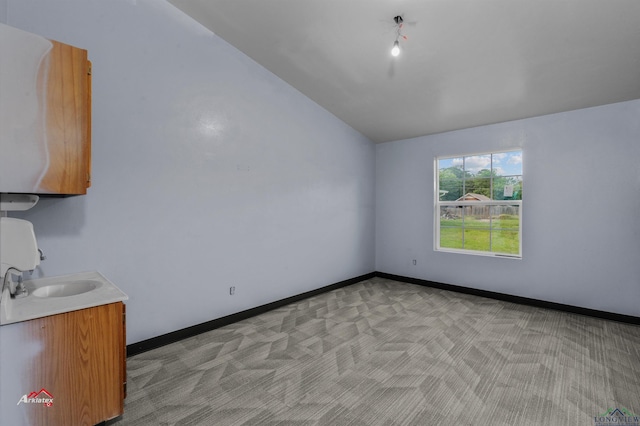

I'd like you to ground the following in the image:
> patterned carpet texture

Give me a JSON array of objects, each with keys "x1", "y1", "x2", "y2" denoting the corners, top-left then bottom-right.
[{"x1": 111, "y1": 277, "x2": 640, "y2": 425}]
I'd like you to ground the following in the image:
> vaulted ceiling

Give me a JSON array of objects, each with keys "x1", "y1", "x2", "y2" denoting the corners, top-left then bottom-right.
[{"x1": 169, "y1": 0, "x2": 640, "y2": 143}]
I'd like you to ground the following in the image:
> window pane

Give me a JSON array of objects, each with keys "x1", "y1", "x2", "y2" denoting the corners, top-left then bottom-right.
[
  {"x1": 440, "y1": 206, "x2": 462, "y2": 224},
  {"x1": 440, "y1": 205, "x2": 462, "y2": 249},
  {"x1": 463, "y1": 229, "x2": 490, "y2": 251},
  {"x1": 439, "y1": 179, "x2": 463, "y2": 201},
  {"x1": 492, "y1": 151, "x2": 522, "y2": 176},
  {"x1": 438, "y1": 157, "x2": 463, "y2": 172},
  {"x1": 440, "y1": 226, "x2": 463, "y2": 249},
  {"x1": 464, "y1": 206, "x2": 491, "y2": 229},
  {"x1": 493, "y1": 175, "x2": 522, "y2": 200},
  {"x1": 491, "y1": 230, "x2": 519, "y2": 255},
  {"x1": 491, "y1": 205, "x2": 520, "y2": 229},
  {"x1": 464, "y1": 178, "x2": 491, "y2": 199},
  {"x1": 464, "y1": 154, "x2": 491, "y2": 176}
]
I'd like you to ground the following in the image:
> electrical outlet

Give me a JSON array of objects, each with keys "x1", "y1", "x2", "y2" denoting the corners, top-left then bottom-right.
[
  {"x1": 229, "y1": 286, "x2": 235, "y2": 295},
  {"x1": 412, "y1": 259, "x2": 417, "y2": 265}
]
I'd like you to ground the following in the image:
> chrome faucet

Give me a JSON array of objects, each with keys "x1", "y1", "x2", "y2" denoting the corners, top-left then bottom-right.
[{"x1": 2, "y1": 267, "x2": 28, "y2": 299}]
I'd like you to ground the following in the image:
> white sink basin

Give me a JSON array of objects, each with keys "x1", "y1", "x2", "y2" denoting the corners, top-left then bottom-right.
[
  {"x1": 0, "y1": 271, "x2": 128, "y2": 325},
  {"x1": 32, "y1": 280, "x2": 100, "y2": 298}
]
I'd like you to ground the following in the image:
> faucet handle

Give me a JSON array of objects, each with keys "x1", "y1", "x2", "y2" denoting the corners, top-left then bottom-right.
[
  {"x1": 3, "y1": 267, "x2": 24, "y2": 299},
  {"x1": 14, "y1": 274, "x2": 28, "y2": 299}
]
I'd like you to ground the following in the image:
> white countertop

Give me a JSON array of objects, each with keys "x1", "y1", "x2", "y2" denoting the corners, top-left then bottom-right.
[{"x1": 0, "y1": 271, "x2": 128, "y2": 325}]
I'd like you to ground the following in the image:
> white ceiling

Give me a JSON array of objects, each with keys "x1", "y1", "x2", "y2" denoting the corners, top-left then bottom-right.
[{"x1": 168, "y1": 0, "x2": 640, "y2": 143}]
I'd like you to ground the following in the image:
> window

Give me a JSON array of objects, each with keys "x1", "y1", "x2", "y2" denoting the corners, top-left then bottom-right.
[{"x1": 435, "y1": 150, "x2": 522, "y2": 257}]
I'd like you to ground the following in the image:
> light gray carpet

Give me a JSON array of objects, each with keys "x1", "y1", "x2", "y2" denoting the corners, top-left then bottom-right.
[{"x1": 110, "y1": 277, "x2": 640, "y2": 425}]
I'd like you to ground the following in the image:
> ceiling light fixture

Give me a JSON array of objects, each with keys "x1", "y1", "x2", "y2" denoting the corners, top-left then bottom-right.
[
  {"x1": 391, "y1": 15, "x2": 407, "y2": 57},
  {"x1": 391, "y1": 40, "x2": 400, "y2": 57}
]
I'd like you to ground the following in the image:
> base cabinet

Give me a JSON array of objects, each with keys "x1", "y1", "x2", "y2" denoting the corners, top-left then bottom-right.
[{"x1": 24, "y1": 302, "x2": 126, "y2": 426}]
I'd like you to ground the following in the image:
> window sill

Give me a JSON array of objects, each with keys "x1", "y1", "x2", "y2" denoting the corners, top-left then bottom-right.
[{"x1": 435, "y1": 248, "x2": 522, "y2": 259}]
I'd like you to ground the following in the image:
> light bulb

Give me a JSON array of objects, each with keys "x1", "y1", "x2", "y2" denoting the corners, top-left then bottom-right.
[{"x1": 391, "y1": 41, "x2": 400, "y2": 57}]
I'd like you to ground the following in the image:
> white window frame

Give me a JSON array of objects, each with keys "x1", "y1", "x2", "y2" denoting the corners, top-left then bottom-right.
[{"x1": 434, "y1": 150, "x2": 522, "y2": 259}]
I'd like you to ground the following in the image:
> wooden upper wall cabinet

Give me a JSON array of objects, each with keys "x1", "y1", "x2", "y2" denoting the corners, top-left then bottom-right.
[{"x1": 0, "y1": 24, "x2": 91, "y2": 195}]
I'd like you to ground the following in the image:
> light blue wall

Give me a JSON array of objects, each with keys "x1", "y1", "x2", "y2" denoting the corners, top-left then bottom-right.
[
  {"x1": 376, "y1": 99, "x2": 640, "y2": 317},
  {"x1": 2, "y1": 0, "x2": 375, "y2": 345}
]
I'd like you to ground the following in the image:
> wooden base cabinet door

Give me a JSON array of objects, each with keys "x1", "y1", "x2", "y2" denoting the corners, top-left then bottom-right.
[{"x1": 25, "y1": 302, "x2": 125, "y2": 426}]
